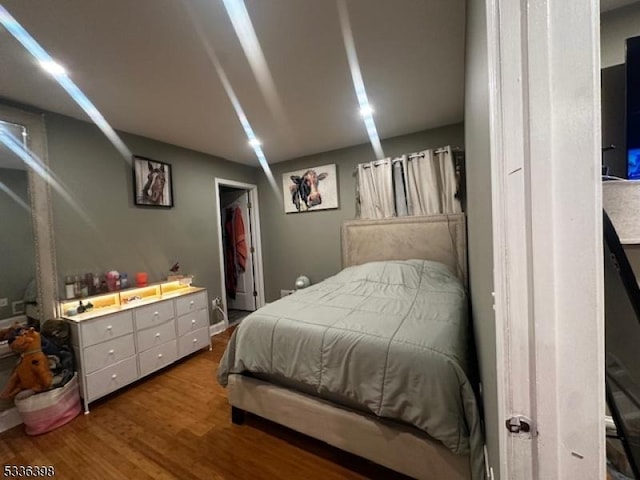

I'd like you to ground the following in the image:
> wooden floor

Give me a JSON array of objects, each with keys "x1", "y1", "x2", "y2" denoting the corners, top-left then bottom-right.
[{"x1": 0, "y1": 328, "x2": 409, "y2": 479}]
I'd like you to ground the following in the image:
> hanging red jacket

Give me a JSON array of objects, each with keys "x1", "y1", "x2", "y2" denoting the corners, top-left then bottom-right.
[
  {"x1": 234, "y1": 207, "x2": 247, "y2": 273},
  {"x1": 224, "y1": 207, "x2": 247, "y2": 299}
]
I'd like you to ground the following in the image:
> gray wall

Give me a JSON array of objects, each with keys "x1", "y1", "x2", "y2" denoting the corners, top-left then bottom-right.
[
  {"x1": 599, "y1": 4, "x2": 640, "y2": 177},
  {"x1": 465, "y1": 0, "x2": 500, "y2": 477},
  {"x1": 600, "y1": 6, "x2": 640, "y2": 276},
  {"x1": 601, "y1": 2, "x2": 640, "y2": 68},
  {"x1": 0, "y1": 168, "x2": 35, "y2": 319},
  {"x1": 46, "y1": 113, "x2": 259, "y2": 320},
  {"x1": 257, "y1": 124, "x2": 465, "y2": 302}
]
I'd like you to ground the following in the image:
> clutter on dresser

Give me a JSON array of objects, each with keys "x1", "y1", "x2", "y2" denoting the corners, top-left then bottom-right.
[
  {"x1": 59, "y1": 281, "x2": 210, "y2": 413},
  {"x1": 64, "y1": 271, "x2": 139, "y2": 300},
  {"x1": 135, "y1": 271, "x2": 148, "y2": 287}
]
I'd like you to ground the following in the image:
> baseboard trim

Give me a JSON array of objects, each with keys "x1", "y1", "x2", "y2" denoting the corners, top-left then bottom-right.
[
  {"x1": 209, "y1": 322, "x2": 226, "y2": 336},
  {"x1": 0, "y1": 406, "x2": 22, "y2": 433}
]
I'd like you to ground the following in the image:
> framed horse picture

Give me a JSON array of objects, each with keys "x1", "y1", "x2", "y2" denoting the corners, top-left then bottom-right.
[{"x1": 133, "y1": 156, "x2": 174, "y2": 208}]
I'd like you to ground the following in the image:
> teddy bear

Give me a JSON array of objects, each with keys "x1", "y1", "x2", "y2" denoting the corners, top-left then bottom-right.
[{"x1": 0, "y1": 328, "x2": 53, "y2": 399}]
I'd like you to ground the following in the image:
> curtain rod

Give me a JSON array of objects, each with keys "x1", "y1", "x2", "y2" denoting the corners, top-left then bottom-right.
[{"x1": 354, "y1": 146, "x2": 463, "y2": 171}]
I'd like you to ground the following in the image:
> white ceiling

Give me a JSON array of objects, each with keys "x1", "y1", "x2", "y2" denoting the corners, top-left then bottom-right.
[
  {"x1": 1, "y1": 1, "x2": 630, "y2": 167},
  {"x1": 0, "y1": 0, "x2": 466, "y2": 166}
]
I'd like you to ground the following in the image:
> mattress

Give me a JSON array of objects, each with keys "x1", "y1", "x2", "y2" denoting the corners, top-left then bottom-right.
[{"x1": 218, "y1": 259, "x2": 484, "y2": 479}]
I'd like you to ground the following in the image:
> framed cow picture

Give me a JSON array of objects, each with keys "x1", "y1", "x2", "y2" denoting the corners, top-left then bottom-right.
[{"x1": 282, "y1": 164, "x2": 338, "y2": 213}]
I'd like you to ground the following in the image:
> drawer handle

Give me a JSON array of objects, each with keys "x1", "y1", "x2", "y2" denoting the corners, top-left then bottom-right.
[
  {"x1": 108, "y1": 349, "x2": 115, "y2": 355},
  {"x1": 191, "y1": 319, "x2": 196, "y2": 324},
  {"x1": 155, "y1": 333, "x2": 161, "y2": 337},
  {"x1": 154, "y1": 311, "x2": 159, "y2": 316},
  {"x1": 111, "y1": 374, "x2": 117, "y2": 379},
  {"x1": 107, "y1": 325, "x2": 113, "y2": 330},
  {"x1": 190, "y1": 300, "x2": 195, "y2": 305},
  {"x1": 158, "y1": 353, "x2": 163, "y2": 358},
  {"x1": 192, "y1": 338, "x2": 198, "y2": 343}
]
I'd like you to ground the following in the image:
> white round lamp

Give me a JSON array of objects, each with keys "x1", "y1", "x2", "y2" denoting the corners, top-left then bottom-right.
[{"x1": 295, "y1": 275, "x2": 311, "y2": 290}]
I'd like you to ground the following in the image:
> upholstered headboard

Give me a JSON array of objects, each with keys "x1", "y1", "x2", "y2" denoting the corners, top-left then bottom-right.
[{"x1": 341, "y1": 214, "x2": 467, "y2": 285}]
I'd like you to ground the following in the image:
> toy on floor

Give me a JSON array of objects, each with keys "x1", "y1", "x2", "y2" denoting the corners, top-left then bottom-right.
[{"x1": 0, "y1": 328, "x2": 53, "y2": 399}]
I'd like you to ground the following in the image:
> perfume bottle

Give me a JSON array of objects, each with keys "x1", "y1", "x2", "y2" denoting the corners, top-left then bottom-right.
[{"x1": 65, "y1": 276, "x2": 75, "y2": 299}]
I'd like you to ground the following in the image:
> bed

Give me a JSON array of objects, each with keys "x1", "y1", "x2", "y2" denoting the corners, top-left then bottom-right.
[{"x1": 217, "y1": 214, "x2": 485, "y2": 480}]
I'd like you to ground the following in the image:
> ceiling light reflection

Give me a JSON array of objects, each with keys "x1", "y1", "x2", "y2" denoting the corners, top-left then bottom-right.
[
  {"x1": 337, "y1": 0, "x2": 384, "y2": 159},
  {"x1": 222, "y1": 0, "x2": 292, "y2": 146},
  {"x1": 0, "y1": 125, "x2": 96, "y2": 227},
  {"x1": 182, "y1": 1, "x2": 279, "y2": 196},
  {"x1": 0, "y1": 6, "x2": 132, "y2": 163},
  {"x1": 0, "y1": 179, "x2": 30, "y2": 212}
]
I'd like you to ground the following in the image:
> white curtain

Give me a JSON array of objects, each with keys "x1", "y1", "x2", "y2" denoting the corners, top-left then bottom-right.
[
  {"x1": 392, "y1": 155, "x2": 409, "y2": 216},
  {"x1": 357, "y1": 146, "x2": 461, "y2": 219},
  {"x1": 406, "y1": 150, "x2": 441, "y2": 216},
  {"x1": 356, "y1": 159, "x2": 395, "y2": 219},
  {"x1": 436, "y1": 146, "x2": 462, "y2": 214}
]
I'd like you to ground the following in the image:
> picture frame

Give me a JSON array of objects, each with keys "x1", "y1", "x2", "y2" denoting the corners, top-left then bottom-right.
[
  {"x1": 282, "y1": 164, "x2": 338, "y2": 213},
  {"x1": 133, "y1": 155, "x2": 174, "y2": 208}
]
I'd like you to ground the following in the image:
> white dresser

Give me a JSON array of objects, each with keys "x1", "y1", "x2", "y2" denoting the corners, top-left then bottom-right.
[{"x1": 64, "y1": 286, "x2": 209, "y2": 413}]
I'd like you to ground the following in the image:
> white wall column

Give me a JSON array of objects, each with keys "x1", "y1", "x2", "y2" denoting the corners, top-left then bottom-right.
[{"x1": 486, "y1": 0, "x2": 604, "y2": 478}]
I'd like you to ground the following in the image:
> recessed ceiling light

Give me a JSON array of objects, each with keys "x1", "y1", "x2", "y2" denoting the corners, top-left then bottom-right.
[
  {"x1": 39, "y1": 60, "x2": 66, "y2": 76},
  {"x1": 249, "y1": 138, "x2": 262, "y2": 147},
  {"x1": 359, "y1": 105, "x2": 374, "y2": 117},
  {"x1": 337, "y1": 0, "x2": 384, "y2": 159}
]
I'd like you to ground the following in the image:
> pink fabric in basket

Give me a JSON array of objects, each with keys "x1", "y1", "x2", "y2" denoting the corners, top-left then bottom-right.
[{"x1": 15, "y1": 373, "x2": 81, "y2": 435}]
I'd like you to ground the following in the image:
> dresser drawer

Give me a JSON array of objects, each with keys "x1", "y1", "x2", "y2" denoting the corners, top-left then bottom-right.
[
  {"x1": 86, "y1": 355, "x2": 138, "y2": 402},
  {"x1": 136, "y1": 320, "x2": 176, "y2": 352},
  {"x1": 81, "y1": 311, "x2": 134, "y2": 347},
  {"x1": 176, "y1": 308, "x2": 208, "y2": 337},
  {"x1": 178, "y1": 327, "x2": 210, "y2": 358},
  {"x1": 175, "y1": 291, "x2": 208, "y2": 317},
  {"x1": 134, "y1": 299, "x2": 174, "y2": 331},
  {"x1": 83, "y1": 334, "x2": 136, "y2": 374},
  {"x1": 139, "y1": 340, "x2": 177, "y2": 377}
]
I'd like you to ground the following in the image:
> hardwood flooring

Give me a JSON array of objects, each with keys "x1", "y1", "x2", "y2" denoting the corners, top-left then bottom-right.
[{"x1": 0, "y1": 328, "x2": 409, "y2": 479}]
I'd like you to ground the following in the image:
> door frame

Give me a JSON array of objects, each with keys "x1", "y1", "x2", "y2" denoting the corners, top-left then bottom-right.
[
  {"x1": 486, "y1": 0, "x2": 604, "y2": 478},
  {"x1": 214, "y1": 178, "x2": 265, "y2": 331}
]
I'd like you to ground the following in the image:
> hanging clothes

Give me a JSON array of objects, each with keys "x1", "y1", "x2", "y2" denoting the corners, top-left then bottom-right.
[
  {"x1": 224, "y1": 206, "x2": 247, "y2": 299},
  {"x1": 234, "y1": 207, "x2": 247, "y2": 272}
]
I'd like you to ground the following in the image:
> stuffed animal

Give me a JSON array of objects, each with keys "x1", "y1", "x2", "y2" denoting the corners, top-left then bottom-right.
[
  {"x1": 0, "y1": 321, "x2": 24, "y2": 342},
  {"x1": 0, "y1": 328, "x2": 53, "y2": 399}
]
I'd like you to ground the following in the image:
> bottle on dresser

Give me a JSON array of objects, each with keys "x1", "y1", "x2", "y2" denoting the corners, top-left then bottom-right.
[
  {"x1": 93, "y1": 273, "x2": 101, "y2": 295},
  {"x1": 80, "y1": 276, "x2": 89, "y2": 297},
  {"x1": 85, "y1": 273, "x2": 94, "y2": 295},
  {"x1": 73, "y1": 276, "x2": 82, "y2": 298},
  {"x1": 65, "y1": 276, "x2": 75, "y2": 299}
]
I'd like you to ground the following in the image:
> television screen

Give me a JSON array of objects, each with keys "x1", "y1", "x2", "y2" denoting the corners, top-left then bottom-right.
[
  {"x1": 628, "y1": 148, "x2": 640, "y2": 179},
  {"x1": 627, "y1": 36, "x2": 640, "y2": 179}
]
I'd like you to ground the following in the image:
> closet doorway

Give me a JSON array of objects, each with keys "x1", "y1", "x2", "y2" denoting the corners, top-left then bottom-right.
[{"x1": 214, "y1": 179, "x2": 265, "y2": 329}]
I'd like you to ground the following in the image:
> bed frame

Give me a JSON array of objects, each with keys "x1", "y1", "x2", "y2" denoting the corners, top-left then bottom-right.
[{"x1": 227, "y1": 214, "x2": 472, "y2": 480}]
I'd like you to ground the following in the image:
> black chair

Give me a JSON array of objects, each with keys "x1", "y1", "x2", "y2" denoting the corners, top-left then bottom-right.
[{"x1": 603, "y1": 210, "x2": 640, "y2": 478}]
